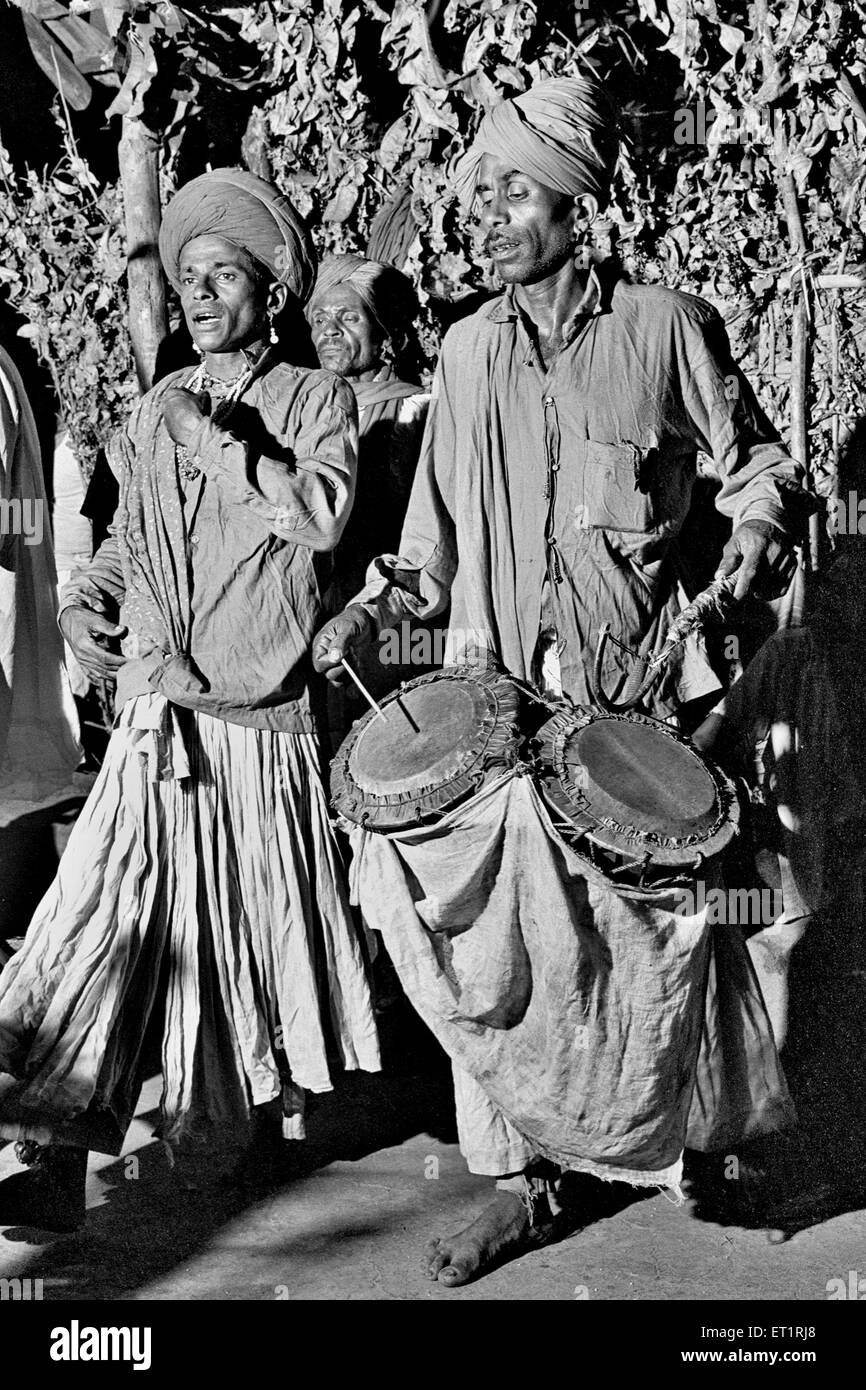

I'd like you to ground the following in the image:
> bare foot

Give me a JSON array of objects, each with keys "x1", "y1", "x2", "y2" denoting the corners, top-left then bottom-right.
[{"x1": 424, "y1": 1191, "x2": 536, "y2": 1287}]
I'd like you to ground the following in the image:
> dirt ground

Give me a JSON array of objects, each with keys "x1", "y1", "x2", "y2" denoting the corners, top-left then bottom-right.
[
  {"x1": 1, "y1": 811, "x2": 864, "y2": 1303},
  {"x1": 1, "y1": 1042, "x2": 864, "y2": 1302}
]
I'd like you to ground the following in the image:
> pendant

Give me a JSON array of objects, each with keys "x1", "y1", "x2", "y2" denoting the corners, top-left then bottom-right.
[{"x1": 177, "y1": 445, "x2": 201, "y2": 483}]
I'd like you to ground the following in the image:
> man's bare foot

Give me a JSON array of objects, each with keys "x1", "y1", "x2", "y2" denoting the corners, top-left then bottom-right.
[{"x1": 424, "y1": 1191, "x2": 538, "y2": 1287}]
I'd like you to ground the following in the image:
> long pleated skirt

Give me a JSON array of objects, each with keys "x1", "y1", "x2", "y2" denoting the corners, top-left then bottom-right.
[{"x1": 0, "y1": 694, "x2": 380, "y2": 1154}]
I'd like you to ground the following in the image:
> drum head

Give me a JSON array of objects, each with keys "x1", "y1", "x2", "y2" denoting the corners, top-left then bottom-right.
[
  {"x1": 331, "y1": 666, "x2": 522, "y2": 831},
  {"x1": 570, "y1": 717, "x2": 718, "y2": 841},
  {"x1": 536, "y1": 707, "x2": 739, "y2": 884}
]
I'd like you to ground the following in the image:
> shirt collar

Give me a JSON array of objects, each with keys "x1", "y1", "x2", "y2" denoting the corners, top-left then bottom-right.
[{"x1": 485, "y1": 258, "x2": 618, "y2": 327}]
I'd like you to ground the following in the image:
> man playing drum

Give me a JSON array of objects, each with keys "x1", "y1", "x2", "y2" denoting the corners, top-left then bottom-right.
[{"x1": 314, "y1": 75, "x2": 811, "y2": 1285}]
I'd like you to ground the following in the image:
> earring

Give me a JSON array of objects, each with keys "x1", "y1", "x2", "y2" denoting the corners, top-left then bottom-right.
[{"x1": 267, "y1": 309, "x2": 279, "y2": 346}]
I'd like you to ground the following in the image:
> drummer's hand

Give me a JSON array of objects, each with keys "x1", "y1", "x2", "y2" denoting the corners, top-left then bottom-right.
[
  {"x1": 312, "y1": 605, "x2": 375, "y2": 685},
  {"x1": 714, "y1": 521, "x2": 797, "y2": 602}
]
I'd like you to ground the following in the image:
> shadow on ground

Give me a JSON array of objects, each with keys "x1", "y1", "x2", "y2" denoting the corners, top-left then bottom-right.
[{"x1": 0, "y1": 1001, "x2": 460, "y2": 1300}]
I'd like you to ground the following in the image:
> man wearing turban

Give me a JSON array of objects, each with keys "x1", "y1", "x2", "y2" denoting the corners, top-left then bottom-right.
[
  {"x1": 0, "y1": 169, "x2": 379, "y2": 1228},
  {"x1": 315, "y1": 76, "x2": 813, "y2": 1284},
  {"x1": 307, "y1": 255, "x2": 428, "y2": 606},
  {"x1": 306, "y1": 255, "x2": 434, "y2": 738}
]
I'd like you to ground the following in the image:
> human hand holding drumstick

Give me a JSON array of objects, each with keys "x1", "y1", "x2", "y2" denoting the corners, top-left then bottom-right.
[
  {"x1": 312, "y1": 604, "x2": 420, "y2": 731},
  {"x1": 312, "y1": 605, "x2": 377, "y2": 685}
]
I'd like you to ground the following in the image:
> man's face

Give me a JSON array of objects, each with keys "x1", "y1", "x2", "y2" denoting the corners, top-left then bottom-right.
[
  {"x1": 476, "y1": 153, "x2": 577, "y2": 284},
  {"x1": 309, "y1": 285, "x2": 381, "y2": 377},
  {"x1": 179, "y1": 235, "x2": 268, "y2": 354}
]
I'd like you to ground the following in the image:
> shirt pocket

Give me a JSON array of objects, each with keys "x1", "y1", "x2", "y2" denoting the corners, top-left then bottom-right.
[{"x1": 580, "y1": 441, "x2": 657, "y2": 533}]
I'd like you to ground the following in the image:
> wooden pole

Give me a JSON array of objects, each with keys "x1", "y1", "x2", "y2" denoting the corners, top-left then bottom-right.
[
  {"x1": 754, "y1": 0, "x2": 814, "y2": 624},
  {"x1": 119, "y1": 114, "x2": 167, "y2": 394}
]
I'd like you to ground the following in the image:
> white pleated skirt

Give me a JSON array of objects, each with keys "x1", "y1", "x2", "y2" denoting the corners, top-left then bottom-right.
[{"x1": 0, "y1": 694, "x2": 380, "y2": 1153}]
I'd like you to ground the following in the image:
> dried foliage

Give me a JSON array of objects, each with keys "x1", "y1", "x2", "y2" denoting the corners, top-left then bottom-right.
[
  {"x1": 247, "y1": 0, "x2": 866, "y2": 502},
  {"x1": 632, "y1": 0, "x2": 866, "y2": 503},
  {"x1": 2, "y1": 0, "x2": 866, "y2": 504},
  {"x1": 0, "y1": 114, "x2": 134, "y2": 478}
]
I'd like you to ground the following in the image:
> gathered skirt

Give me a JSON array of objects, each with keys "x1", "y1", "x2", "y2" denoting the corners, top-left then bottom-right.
[{"x1": 0, "y1": 694, "x2": 380, "y2": 1154}]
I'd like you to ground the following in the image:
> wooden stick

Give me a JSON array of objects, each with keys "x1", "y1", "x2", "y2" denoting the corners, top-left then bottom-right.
[
  {"x1": 340, "y1": 658, "x2": 385, "y2": 715},
  {"x1": 339, "y1": 658, "x2": 421, "y2": 734}
]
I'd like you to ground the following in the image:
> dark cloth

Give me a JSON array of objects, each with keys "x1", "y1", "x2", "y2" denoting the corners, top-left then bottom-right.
[{"x1": 330, "y1": 374, "x2": 427, "y2": 610}]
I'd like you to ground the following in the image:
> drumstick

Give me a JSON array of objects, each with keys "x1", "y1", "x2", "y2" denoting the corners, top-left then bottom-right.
[{"x1": 338, "y1": 656, "x2": 421, "y2": 733}]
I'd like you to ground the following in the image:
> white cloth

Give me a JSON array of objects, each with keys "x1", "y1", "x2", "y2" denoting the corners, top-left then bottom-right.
[
  {"x1": 0, "y1": 693, "x2": 380, "y2": 1153},
  {"x1": 52, "y1": 427, "x2": 92, "y2": 700},
  {"x1": 0, "y1": 348, "x2": 80, "y2": 824}
]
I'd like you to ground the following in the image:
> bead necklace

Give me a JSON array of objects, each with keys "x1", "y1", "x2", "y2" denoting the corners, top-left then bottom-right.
[{"x1": 175, "y1": 355, "x2": 256, "y2": 483}]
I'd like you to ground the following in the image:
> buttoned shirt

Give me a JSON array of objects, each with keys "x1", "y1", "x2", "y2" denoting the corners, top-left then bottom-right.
[{"x1": 354, "y1": 266, "x2": 809, "y2": 714}]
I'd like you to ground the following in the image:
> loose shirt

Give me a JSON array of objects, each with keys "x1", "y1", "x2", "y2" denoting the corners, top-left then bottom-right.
[
  {"x1": 62, "y1": 362, "x2": 357, "y2": 732},
  {"x1": 354, "y1": 267, "x2": 809, "y2": 713}
]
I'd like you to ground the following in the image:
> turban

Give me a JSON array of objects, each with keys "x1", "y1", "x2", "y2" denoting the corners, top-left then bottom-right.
[
  {"x1": 159, "y1": 167, "x2": 316, "y2": 305},
  {"x1": 306, "y1": 254, "x2": 418, "y2": 346},
  {"x1": 454, "y1": 75, "x2": 619, "y2": 208}
]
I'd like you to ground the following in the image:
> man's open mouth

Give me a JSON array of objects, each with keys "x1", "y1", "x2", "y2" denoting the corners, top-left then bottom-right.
[
  {"x1": 487, "y1": 238, "x2": 520, "y2": 258},
  {"x1": 193, "y1": 311, "x2": 222, "y2": 326}
]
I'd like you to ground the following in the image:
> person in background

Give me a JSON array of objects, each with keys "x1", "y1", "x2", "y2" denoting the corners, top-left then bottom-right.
[
  {"x1": 0, "y1": 342, "x2": 79, "y2": 832},
  {"x1": 693, "y1": 538, "x2": 866, "y2": 1211},
  {"x1": 307, "y1": 256, "x2": 433, "y2": 741},
  {"x1": 0, "y1": 169, "x2": 379, "y2": 1231},
  {"x1": 307, "y1": 254, "x2": 428, "y2": 610}
]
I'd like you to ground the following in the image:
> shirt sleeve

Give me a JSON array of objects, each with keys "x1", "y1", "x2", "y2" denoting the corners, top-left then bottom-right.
[
  {"x1": 185, "y1": 373, "x2": 357, "y2": 552},
  {"x1": 679, "y1": 308, "x2": 811, "y2": 532},
  {"x1": 351, "y1": 357, "x2": 458, "y2": 631}
]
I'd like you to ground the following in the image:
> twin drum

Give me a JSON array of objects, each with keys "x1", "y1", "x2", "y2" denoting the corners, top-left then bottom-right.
[{"x1": 330, "y1": 661, "x2": 740, "y2": 903}]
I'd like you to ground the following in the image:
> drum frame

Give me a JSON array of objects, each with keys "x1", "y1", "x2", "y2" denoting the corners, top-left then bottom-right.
[
  {"x1": 330, "y1": 665, "x2": 524, "y2": 832},
  {"x1": 533, "y1": 705, "x2": 741, "y2": 899}
]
